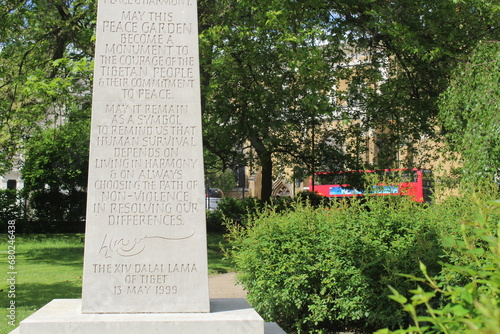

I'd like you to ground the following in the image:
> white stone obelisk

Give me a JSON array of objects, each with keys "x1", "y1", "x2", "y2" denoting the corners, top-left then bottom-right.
[{"x1": 81, "y1": 0, "x2": 210, "y2": 313}]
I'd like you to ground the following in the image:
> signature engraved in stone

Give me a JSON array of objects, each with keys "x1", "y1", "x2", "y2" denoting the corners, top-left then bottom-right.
[{"x1": 99, "y1": 231, "x2": 195, "y2": 258}]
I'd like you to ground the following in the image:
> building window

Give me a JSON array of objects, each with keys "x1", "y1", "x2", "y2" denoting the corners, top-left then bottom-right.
[{"x1": 7, "y1": 180, "x2": 17, "y2": 190}]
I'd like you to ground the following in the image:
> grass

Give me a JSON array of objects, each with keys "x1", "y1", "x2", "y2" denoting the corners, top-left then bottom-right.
[
  {"x1": 207, "y1": 232, "x2": 233, "y2": 274},
  {"x1": 0, "y1": 232, "x2": 232, "y2": 334}
]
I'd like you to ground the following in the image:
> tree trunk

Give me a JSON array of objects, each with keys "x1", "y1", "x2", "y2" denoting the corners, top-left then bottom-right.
[
  {"x1": 249, "y1": 136, "x2": 273, "y2": 202},
  {"x1": 259, "y1": 151, "x2": 273, "y2": 202}
]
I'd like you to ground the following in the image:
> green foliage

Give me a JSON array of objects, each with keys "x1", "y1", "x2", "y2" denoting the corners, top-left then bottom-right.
[
  {"x1": 0, "y1": 189, "x2": 23, "y2": 230},
  {"x1": 217, "y1": 197, "x2": 248, "y2": 222},
  {"x1": 206, "y1": 197, "x2": 263, "y2": 232},
  {"x1": 0, "y1": 0, "x2": 94, "y2": 227},
  {"x1": 207, "y1": 192, "x2": 330, "y2": 233},
  {"x1": 439, "y1": 41, "x2": 500, "y2": 184},
  {"x1": 200, "y1": 0, "x2": 338, "y2": 200},
  {"x1": 294, "y1": 191, "x2": 330, "y2": 208},
  {"x1": 226, "y1": 196, "x2": 454, "y2": 333},
  {"x1": 376, "y1": 200, "x2": 500, "y2": 334},
  {"x1": 206, "y1": 209, "x2": 226, "y2": 233},
  {"x1": 205, "y1": 168, "x2": 237, "y2": 193},
  {"x1": 0, "y1": 0, "x2": 95, "y2": 172},
  {"x1": 22, "y1": 110, "x2": 90, "y2": 223},
  {"x1": 200, "y1": 0, "x2": 500, "y2": 197},
  {"x1": 328, "y1": 0, "x2": 499, "y2": 169}
]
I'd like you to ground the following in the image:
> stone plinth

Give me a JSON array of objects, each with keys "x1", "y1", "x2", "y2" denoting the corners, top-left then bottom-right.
[{"x1": 11, "y1": 299, "x2": 265, "y2": 334}]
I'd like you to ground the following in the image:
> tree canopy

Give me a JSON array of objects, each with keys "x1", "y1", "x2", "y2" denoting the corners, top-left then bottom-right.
[
  {"x1": 200, "y1": 0, "x2": 500, "y2": 199},
  {"x1": 323, "y1": 0, "x2": 499, "y2": 167},
  {"x1": 0, "y1": 0, "x2": 95, "y2": 174},
  {"x1": 439, "y1": 40, "x2": 500, "y2": 184},
  {"x1": 22, "y1": 109, "x2": 90, "y2": 221},
  {"x1": 201, "y1": 0, "x2": 340, "y2": 200},
  {"x1": 0, "y1": 0, "x2": 94, "y2": 221}
]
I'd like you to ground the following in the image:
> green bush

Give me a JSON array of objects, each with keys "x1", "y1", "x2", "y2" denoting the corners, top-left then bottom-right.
[
  {"x1": 294, "y1": 191, "x2": 330, "y2": 208},
  {"x1": 0, "y1": 189, "x2": 23, "y2": 231},
  {"x1": 217, "y1": 197, "x2": 247, "y2": 222},
  {"x1": 206, "y1": 193, "x2": 330, "y2": 233},
  {"x1": 376, "y1": 199, "x2": 500, "y2": 334},
  {"x1": 206, "y1": 209, "x2": 225, "y2": 233},
  {"x1": 27, "y1": 188, "x2": 87, "y2": 223},
  {"x1": 206, "y1": 197, "x2": 262, "y2": 233},
  {"x1": 227, "y1": 196, "x2": 451, "y2": 333}
]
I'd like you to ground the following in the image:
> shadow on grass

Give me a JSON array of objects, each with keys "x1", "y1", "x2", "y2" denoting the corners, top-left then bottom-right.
[
  {"x1": 207, "y1": 244, "x2": 233, "y2": 274},
  {"x1": 16, "y1": 280, "x2": 82, "y2": 311},
  {"x1": 207, "y1": 233, "x2": 233, "y2": 274},
  {"x1": 23, "y1": 246, "x2": 84, "y2": 267}
]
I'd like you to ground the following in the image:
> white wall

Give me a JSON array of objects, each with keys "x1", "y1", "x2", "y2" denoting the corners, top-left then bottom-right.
[{"x1": 1, "y1": 170, "x2": 24, "y2": 190}]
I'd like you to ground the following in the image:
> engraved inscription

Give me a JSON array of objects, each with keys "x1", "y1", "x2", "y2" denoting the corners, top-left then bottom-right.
[
  {"x1": 99, "y1": 233, "x2": 195, "y2": 258},
  {"x1": 93, "y1": 261, "x2": 198, "y2": 296},
  {"x1": 90, "y1": 0, "x2": 204, "y2": 258}
]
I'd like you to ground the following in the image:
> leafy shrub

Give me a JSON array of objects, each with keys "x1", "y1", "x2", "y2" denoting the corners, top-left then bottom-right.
[
  {"x1": 217, "y1": 196, "x2": 248, "y2": 222},
  {"x1": 0, "y1": 189, "x2": 23, "y2": 231},
  {"x1": 226, "y1": 196, "x2": 450, "y2": 333},
  {"x1": 206, "y1": 192, "x2": 331, "y2": 233},
  {"x1": 294, "y1": 191, "x2": 330, "y2": 208},
  {"x1": 206, "y1": 197, "x2": 262, "y2": 232},
  {"x1": 27, "y1": 188, "x2": 87, "y2": 223},
  {"x1": 206, "y1": 209, "x2": 225, "y2": 233},
  {"x1": 376, "y1": 199, "x2": 500, "y2": 334}
]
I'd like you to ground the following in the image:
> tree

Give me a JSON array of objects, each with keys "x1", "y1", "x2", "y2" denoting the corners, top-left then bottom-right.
[
  {"x1": 4, "y1": 0, "x2": 498, "y2": 205},
  {"x1": 205, "y1": 168, "x2": 237, "y2": 194},
  {"x1": 0, "y1": 0, "x2": 95, "y2": 174},
  {"x1": 0, "y1": 0, "x2": 95, "y2": 222},
  {"x1": 439, "y1": 40, "x2": 500, "y2": 184},
  {"x1": 200, "y1": 0, "x2": 500, "y2": 200},
  {"x1": 323, "y1": 0, "x2": 500, "y2": 168},
  {"x1": 201, "y1": 0, "x2": 341, "y2": 201},
  {"x1": 22, "y1": 108, "x2": 90, "y2": 222}
]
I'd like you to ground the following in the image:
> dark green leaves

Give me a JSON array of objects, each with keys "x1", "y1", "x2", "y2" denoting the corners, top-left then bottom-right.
[{"x1": 439, "y1": 41, "x2": 500, "y2": 185}]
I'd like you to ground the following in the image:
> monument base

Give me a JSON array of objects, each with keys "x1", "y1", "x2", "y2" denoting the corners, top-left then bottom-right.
[{"x1": 10, "y1": 299, "x2": 286, "y2": 334}]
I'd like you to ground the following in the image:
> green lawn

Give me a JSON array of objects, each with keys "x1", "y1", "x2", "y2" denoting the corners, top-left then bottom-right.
[{"x1": 0, "y1": 233, "x2": 232, "y2": 334}]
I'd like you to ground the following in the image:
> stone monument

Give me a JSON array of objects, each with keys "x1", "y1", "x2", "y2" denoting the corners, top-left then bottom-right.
[
  {"x1": 10, "y1": 0, "x2": 285, "y2": 332},
  {"x1": 81, "y1": 0, "x2": 210, "y2": 314}
]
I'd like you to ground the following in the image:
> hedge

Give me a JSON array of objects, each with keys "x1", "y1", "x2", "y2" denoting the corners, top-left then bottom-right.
[{"x1": 226, "y1": 195, "x2": 478, "y2": 333}]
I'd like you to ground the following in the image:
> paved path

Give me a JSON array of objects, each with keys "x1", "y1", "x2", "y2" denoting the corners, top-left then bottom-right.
[
  {"x1": 209, "y1": 272, "x2": 247, "y2": 299},
  {"x1": 208, "y1": 274, "x2": 290, "y2": 334}
]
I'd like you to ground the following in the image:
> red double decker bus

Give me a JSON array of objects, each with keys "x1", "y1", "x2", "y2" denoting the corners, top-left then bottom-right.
[{"x1": 310, "y1": 168, "x2": 433, "y2": 203}]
